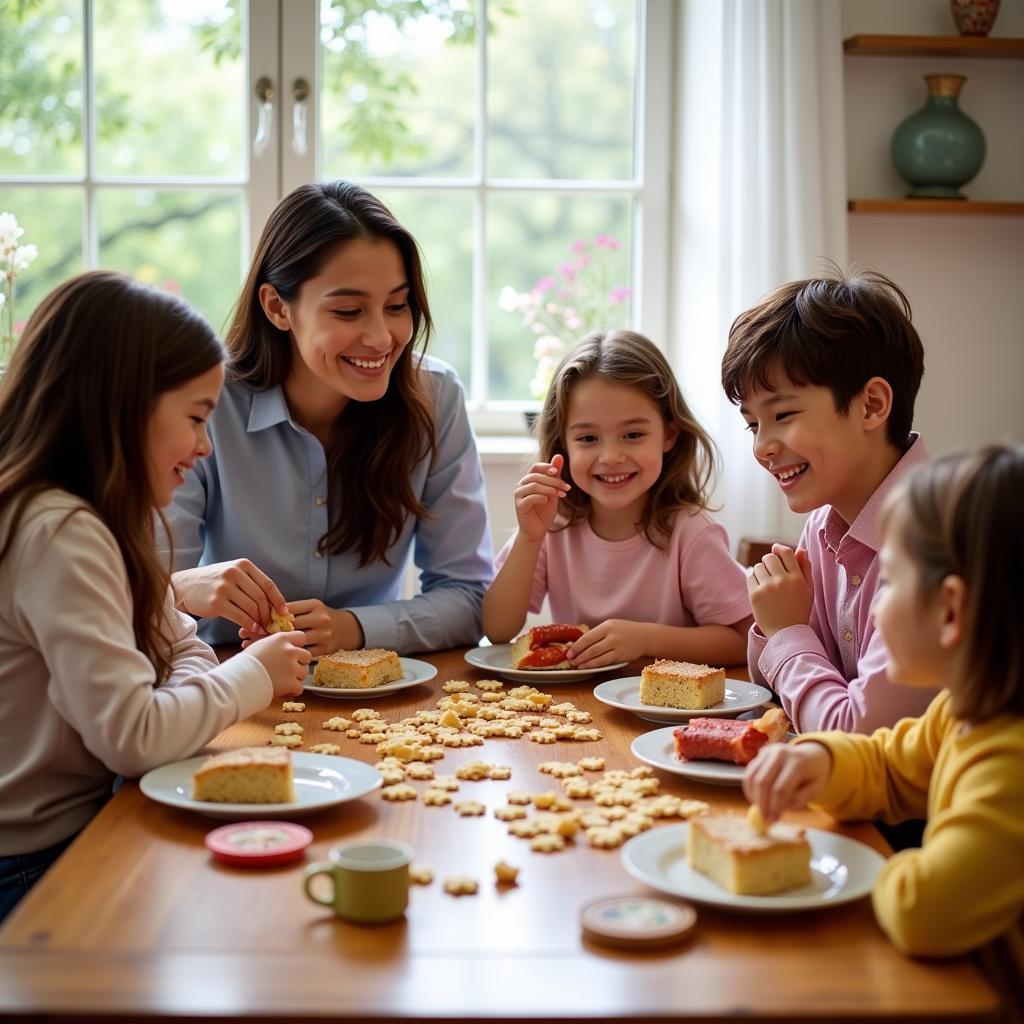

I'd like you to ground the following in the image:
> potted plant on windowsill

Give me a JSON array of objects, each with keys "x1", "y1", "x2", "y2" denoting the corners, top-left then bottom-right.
[
  {"x1": 498, "y1": 235, "x2": 631, "y2": 431},
  {"x1": 0, "y1": 212, "x2": 38, "y2": 372}
]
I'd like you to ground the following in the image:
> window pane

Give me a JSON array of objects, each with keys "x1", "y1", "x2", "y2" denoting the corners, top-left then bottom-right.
[
  {"x1": 488, "y1": 0, "x2": 637, "y2": 181},
  {"x1": 94, "y1": 0, "x2": 245, "y2": 178},
  {"x1": 0, "y1": 0, "x2": 84, "y2": 176},
  {"x1": 488, "y1": 193, "x2": 633, "y2": 401},
  {"x1": 96, "y1": 189, "x2": 242, "y2": 333},
  {"x1": 0, "y1": 186, "x2": 83, "y2": 335},
  {"x1": 375, "y1": 189, "x2": 473, "y2": 388},
  {"x1": 320, "y1": 2, "x2": 475, "y2": 179}
]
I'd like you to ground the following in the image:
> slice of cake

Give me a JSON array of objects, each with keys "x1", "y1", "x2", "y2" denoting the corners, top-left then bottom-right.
[
  {"x1": 192, "y1": 746, "x2": 296, "y2": 804},
  {"x1": 313, "y1": 648, "x2": 403, "y2": 689},
  {"x1": 509, "y1": 624, "x2": 588, "y2": 670},
  {"x1": 687, "y1": 812, "x2": 811, "y2": 895},
  {"x1": 673, "y1": 707, "x2": 790, "y2": 765},
  {"x1": 640, "y1": 660, "x2": 726, "y2": 709}
]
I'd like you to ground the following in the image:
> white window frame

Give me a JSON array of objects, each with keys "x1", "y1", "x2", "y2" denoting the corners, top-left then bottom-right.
[
  {"x1": 3, "y1": 0, "x2": 673, "y2": 439},
  {"x1": 277, "y1": 0, "x2": 674, "y2": 436}
]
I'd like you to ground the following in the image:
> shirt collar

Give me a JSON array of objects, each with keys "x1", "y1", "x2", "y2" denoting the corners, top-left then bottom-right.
[
  {"x1": 822, "y1": 432, "x2": 929, "y2": 555},
  {"x1": 246, "y1": 385, "x2": 293, "y2": 433}
]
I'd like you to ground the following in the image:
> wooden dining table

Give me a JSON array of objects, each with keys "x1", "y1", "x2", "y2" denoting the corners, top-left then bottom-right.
[{"x1": 0, "y1": 648, "x2": 1001, "y2": 1023}]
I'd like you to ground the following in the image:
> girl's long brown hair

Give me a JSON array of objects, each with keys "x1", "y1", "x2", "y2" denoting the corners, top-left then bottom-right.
[
  {"x1": 227, "y1": 181, "x2": 436, "y2": 566},
  {"x1": 536, "y1": 330, "x2": 717, "y2": 547},
  {"x1": 881, "y1": 444, "x2": 1024, "y2": 723},
  {"x1": 0, "y1": 270, "x2": 224, "y2": 683}
]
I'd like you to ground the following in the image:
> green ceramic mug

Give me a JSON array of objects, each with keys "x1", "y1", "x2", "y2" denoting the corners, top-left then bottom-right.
[{"x1": 303, "y1": 839, "x2": 413, "y2": 923}]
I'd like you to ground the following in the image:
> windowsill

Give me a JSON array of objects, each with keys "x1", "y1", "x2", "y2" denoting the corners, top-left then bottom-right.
[{"x1": 476, "y1": 435, "x2": 538, "y2": 462}]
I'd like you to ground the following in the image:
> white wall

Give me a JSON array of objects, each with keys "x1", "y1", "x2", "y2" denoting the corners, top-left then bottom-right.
[
  {"x1": 480, "y1": 1, "x2": 1024, "y2": 559},
  {"x1": 842, "y1": 0, "x2": 1024, "y2": 457}
]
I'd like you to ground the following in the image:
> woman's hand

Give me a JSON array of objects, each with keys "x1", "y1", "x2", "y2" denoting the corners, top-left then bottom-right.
[
  {"x1": 742, "y1": 742, "x2": 832, "y2": 823},
  {"x1": 567, "y1": 619, "x2": 650, "y2": 668},
  {"x1": 514, "y1": 454, "x2": 570, "y2": 542},
  {"x1": 241, "y1": 600, "x2": 365, "y2": 658},
  {"x1": 245, "y1": 631, "x2": 311, "y2": 697},
  {"x1": 173, "y1": 560, "x2": 287, "y2": 633}
]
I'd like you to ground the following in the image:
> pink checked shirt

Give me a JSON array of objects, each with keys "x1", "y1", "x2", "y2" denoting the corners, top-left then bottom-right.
[{"x1": 749, "y1": 434, "x2": 939, "y2": 734}]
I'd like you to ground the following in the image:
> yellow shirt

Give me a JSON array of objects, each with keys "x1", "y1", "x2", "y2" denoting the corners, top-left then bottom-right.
[{"x1": 797, "y1": 690, "x2": 1024, "y2": 959}]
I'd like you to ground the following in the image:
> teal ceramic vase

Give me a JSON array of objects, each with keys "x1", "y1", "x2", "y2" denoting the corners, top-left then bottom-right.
[{"x1": 891, "y1": 75, "x2": 985, "y2": 199}]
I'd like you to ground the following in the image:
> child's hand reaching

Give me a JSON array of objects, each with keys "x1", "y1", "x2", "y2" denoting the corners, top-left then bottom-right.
[
  {"x1": 513, "y1": 453, "x2": 571, "y2": 542},
  {"x1": 742, "y1": 742, "x2": 832, "y2": 823},
  {"x1": 747, "y1": 543, "x2": 814, "y2": 638},
  {"x1": 567, "y1": 618, "x2": 649, "y2": 668}
]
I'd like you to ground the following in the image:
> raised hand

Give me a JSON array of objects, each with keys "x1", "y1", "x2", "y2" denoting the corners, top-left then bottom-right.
[
  {"x1": 747, "y1": 543, "x2": 814, "y2": 638},
  {"x1": 514, "y1": 453, "x2": 570, "y2": 541}
]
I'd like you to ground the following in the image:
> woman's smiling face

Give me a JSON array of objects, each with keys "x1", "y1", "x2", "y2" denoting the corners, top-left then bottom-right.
[{"x1": 267, "y1": 236, "x2": 415, "y2": 407}]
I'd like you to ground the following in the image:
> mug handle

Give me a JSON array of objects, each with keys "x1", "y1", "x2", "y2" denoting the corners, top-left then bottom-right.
[{"x1": 303, "y1": 862, "x2": 335, "y2": 907}]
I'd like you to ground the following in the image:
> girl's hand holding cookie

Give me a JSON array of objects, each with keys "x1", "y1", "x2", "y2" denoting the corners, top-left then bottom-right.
[
  {"x1": 742, "y1": 742, "x2": 831, "y2": 823},
  {"x1": 514, "y1": 453, "x2": 570, "y2": 542}
]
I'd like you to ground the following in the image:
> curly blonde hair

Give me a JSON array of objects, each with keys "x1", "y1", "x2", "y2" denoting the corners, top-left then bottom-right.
[{"x1": 534, "y1": 330, "x2": 717, "y2": 547}]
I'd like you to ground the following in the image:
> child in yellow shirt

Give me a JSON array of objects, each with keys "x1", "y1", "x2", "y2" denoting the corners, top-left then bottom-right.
[{"x1": 744, "y1": 445, "x2": 1024, "y2": 977}]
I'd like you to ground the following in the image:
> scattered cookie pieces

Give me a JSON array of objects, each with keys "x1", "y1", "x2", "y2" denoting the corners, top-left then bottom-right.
[
  {"x1": 409, "y1": 864, "x2": 434, "y2": 885},
  {"x1": 274, "y1": 722, "x2": 303, "y2": 736},
  {"x1": 309, "y1": 742, "x2": 342, "y2": 756},
  {"x1": 443, "y1": 875, "x2": 478, "y2": 896},
  {"x1": 454, "y1": 800, "x2": 486, "y2": 817},
  {"x1": 269, "y1": 734, "x2": 302, "y2": 748},
  {"x1": 422, "y1": 788, "x2": 452, "y2": 806},
  {"x1": 494, "y1": 860, "x2": 519, "y2": 885},
  {"x1": 281, "y1": 701, "x2": 305, "y2": 713},
  {"x1": 380, "y1": 783, "x2": 418, "y2": 802}
]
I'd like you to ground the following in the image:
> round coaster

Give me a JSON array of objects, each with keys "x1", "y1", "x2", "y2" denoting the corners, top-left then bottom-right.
[
  {"x1": 581, "y1": 895, "x2": 697, "y2": 951},
  {"x1": 205, "y1": 821, "x2": 313, "y2": 868}
]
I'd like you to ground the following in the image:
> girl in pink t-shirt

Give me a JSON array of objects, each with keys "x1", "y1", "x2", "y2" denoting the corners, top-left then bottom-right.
[{"x1": 482, "y1": 330, "x2": 752, "y2": 669}]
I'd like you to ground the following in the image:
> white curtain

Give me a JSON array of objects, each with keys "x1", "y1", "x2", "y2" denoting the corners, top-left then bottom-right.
[{"x1": 669, "y1": 0, "x2": 848, "y2": 551}]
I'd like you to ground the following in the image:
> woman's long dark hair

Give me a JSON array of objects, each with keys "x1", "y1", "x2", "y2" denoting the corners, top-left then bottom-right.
[
  {"x1": 227, "y1": 180, "x2": 436, "y2": 566},
  {"x1": 0, "y1": 271, "x2": 224, "y2": 682}
]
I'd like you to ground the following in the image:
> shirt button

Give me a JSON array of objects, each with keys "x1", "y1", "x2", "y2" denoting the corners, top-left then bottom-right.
[
  {"x1": 851, "y1": 574, "x2": 862, "y2": 587},
  {"x1": 314, "y1": 496, "x2": 326, "y2": 507},
  {"x1": 843, "y1": 630, "x2": 853, "y2": 642},
  {"x1": 314, "y1": 550, "x2": 324, "y2": 559}
]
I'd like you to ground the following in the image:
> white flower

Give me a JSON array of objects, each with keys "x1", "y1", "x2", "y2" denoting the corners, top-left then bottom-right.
[
  {"x1": 0, "y1": 212, "x2": 25, "y2": 261},
  {"x1": 497, "y1": 285, "x2": 523, "y2": 313},
  {"x1": 11, "y1": 244, "x2": 38, "y2": 274},
  {"x1": 533, "y1": 334, "x2": 564, "y2": 360}
]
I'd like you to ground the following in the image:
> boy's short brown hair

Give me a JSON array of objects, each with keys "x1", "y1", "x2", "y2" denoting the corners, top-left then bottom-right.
[{"x1": 721, "y1": 268, "x2": 925, "y2": 449}]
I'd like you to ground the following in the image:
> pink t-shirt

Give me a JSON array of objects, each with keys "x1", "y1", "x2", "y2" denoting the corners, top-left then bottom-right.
[{"x1": 494, "y1": 508, "x2": 751, "y2": 629}]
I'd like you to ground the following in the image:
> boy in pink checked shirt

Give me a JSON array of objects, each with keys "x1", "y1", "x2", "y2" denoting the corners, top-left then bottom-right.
[{"x1": 720, "y1": 269, "x2": 938, "y2": 735}]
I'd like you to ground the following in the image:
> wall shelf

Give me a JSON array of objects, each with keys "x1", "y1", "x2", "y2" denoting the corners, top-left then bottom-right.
[
  {"x1": 848, "y1": 199, "x2": 1024, "y2": 215},
  {"x1": 843, "y1": 35, "x2": 1024, "y2": 58}
]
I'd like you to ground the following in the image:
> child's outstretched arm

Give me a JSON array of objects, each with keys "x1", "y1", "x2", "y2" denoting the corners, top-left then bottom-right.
[{"x1": 482, "y1": 455, "x2": 570, "y2": 642}]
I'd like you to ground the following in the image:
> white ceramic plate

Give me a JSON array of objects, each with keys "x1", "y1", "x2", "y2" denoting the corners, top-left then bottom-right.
[
  {"x1": 463, "y1": 643, "x2": 628, "y2": 684},
  {"x1": 303, "y1": 656, "x2": 437, "y2": 698},
  {"x1": 594, "y1": 676, "x2": 773, "y2": 724},
  {"x1": 621, "y1": 823, "x2": 885, "y2": 913},
  {"x1": 139, "y1": 752, "x2": 382, "y2": 820},
  {"x1": 630, "y1": 726, "x2": 748, "y2": 785}
]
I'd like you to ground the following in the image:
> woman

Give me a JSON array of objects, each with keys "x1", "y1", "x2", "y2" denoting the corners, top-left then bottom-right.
[{"x1": 165, "y1": 181, "x2": 492, "y2": 657}]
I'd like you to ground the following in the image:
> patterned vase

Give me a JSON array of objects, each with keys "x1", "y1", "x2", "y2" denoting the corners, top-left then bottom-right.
[
  {"x1": 890, "y1": 75, "x2": 986, "y2": 199},
  {"x1": 950, "y1": 0, "x2": 1000, "y2": 36}
]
